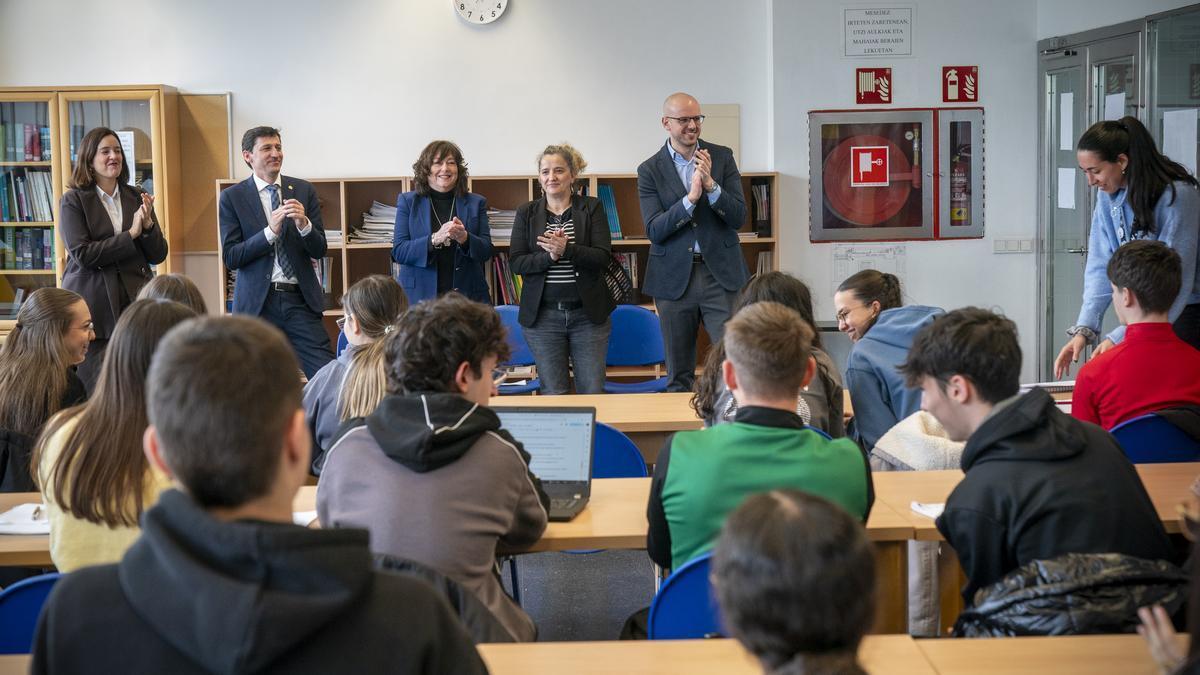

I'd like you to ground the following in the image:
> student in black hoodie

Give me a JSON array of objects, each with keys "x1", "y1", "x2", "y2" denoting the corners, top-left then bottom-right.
[
  {"x1": 899, "y1": 307, "x2": 1176, "y2": 604},
  {"x1": 31, "y1": 316, "x2": 487, "y2": 675}
]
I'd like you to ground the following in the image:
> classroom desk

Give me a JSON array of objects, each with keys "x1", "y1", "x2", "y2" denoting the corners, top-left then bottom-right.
[
  {"x1": 489, "y1": 392, "x2": 701, "y2": 464},
  {"x1": 478, "y1": 635, "x2": 936, "y2": 675},
  {"x1": 915, "y1": 633, "x2": 1188, "y2": 675}
]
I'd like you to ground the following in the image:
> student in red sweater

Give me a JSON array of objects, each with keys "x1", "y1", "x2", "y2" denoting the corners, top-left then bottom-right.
[{"x1": 1073, "y1": 240, "x2": 1200, "y2": 428}]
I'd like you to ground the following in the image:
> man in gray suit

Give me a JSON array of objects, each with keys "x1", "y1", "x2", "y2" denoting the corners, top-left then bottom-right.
[{"x1": 638, "y1": 92, "x2": 748, "y2": 391}]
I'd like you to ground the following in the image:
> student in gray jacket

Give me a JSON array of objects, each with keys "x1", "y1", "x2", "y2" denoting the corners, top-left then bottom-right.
[{"x1": 317, "y1": 293, "x2": 550, "y2": 642}]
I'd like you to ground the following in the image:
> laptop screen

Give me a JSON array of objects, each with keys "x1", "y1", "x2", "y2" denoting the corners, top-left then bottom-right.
[{"x1": 493, "y1": 408, "x2": 594, "y2": 482}]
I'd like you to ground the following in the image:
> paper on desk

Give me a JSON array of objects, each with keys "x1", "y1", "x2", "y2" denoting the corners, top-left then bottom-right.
[
  {"x1": 293, "y1": 510, "x2": 318, "y2": 527},
  {"x1": 0, "y1": 503, "x2": 50, "y2": 535},
  {"x1": 910, "y1": 501, "x2": 945, "y2": 520}
]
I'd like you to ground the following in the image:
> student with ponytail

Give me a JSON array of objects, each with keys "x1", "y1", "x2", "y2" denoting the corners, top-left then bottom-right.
[
  {"x1": 0, "y1": 288, "x2": 92, "y2": 492},
  {"x1": 303, "y1": 274, "x2": 408, "y2": 472},
  {"x1": 1056, "y1": 116, "x2": 1200, "y2": 377}
]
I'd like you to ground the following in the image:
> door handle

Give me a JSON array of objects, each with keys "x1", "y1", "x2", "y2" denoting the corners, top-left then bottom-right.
[{"x1": 1065, "y1": 248, "x2": 1087, "y2": 254}]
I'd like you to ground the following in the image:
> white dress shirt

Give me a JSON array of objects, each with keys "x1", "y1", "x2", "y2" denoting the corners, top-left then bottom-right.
[
  {"x1": 253, "y1": 173, "x2": 312, "y2": 284},
  {"x1": 95, "y1": 185, "x2": 123, "y2": 236}
]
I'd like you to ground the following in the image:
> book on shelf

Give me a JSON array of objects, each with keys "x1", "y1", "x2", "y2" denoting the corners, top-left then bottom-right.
[
  {"x1": 596, "y1": 184, "x2": 623, "y2": 240},
  {"x1": 612, "y1": 252, "x2": 639, "y2": 303},
  {"x1": 490, "y1": 252, "x2": 522, "y2": 305},
  {"x1": 755, "y1": 251, "x2": 774, "y2": 275},
  {"x1": 224, "y1": 268, "x2": 238, "y2": 313},
  {"x1": 311, "y1": 257, "x2": 333, "y2": 294},
  {"x1": 487, "y1": 208, "x2": 516, "y2": 242},
  {"x1": 0, "y1": 169, "x2": 53, "y2": 222},
  {"x1": 750, "y1": 178, "x2": 772, "y2": 237}
]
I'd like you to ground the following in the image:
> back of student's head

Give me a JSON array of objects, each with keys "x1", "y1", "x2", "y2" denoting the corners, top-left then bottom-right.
[
  {"x1": 384, "y1": 293, "x2": 510, "y2": 394},
  {"x1": 36, "y1": 299, "x2": 196, "y2": 527},
  {"x1": 137, "y1": 273, "x2": 208, "y2": 315},
  {"x1": 733, "y1": 272, "x2": 823, "y2": 351},
  {"x1": 713, "y1": 490, "x2": 875, "y2": 674},
  {"x1": 340, "y1": 275, "x2": 409, "y2": 420},
  {"x1": 147, "y1": 316, "x2": 302, "y2": 508},
  {"x1": 723, "y1": 302, "x2": 814, "y2": 401},
  {"x1": 1107, "y1": 240, "x2": 1181, "y2": 315},
  {"x1": 900, "y1": 307, "x2": 1021, "y2": 405},
  {"x1": 837, "y1": 269, "x2": 903, "y2": 312},
  {"x1": 0, "y1": 288, "x2": 84, "y2": 436}
]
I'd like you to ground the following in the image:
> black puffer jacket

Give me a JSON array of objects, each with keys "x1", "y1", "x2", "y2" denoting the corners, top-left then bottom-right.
[{"x1": 954, "y1": 552, "x2": 1188, "y2": 637}]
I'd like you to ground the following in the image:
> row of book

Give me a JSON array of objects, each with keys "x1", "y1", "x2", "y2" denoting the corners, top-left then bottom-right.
[
  {"x1": 0, "y1": 122, "x2": 50, "y2": 162},
  {"x1": 1, "y1": 169, "x2": 55, "y2": 222},
  {"x1": 596, "y1": 185, "x2": 624, "y2": 240},
  {"x1": 488, "y1": 208, "x2": 516, "y2": 242},
  {"x1": 222, "y1": 257, "x2": 337, "y2": 313},
  {"x1": 489, "y1": 253, "x2": 523, "y2": 305},
  {"x1": 749, "y1": 179, "x2": 772, "y2": 236},
  {"x1": 1, "y1": 227, "x2": 54, "y2": 270},
  {"x1": 755, "y1": 250, "x2": 774, "y2": 276}
]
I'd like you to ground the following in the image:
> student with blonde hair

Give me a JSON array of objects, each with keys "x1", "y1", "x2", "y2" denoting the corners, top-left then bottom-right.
[{"x1": 304, "y1": 274, "x2": 408, "y2": 472}]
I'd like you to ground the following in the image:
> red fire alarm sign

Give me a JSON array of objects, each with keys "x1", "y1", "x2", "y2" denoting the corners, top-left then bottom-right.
[
  {"x1": 850, "y1": 146, "x2": 889, "y2": 187},
  {"x1": 943, "y1": 66, "x2": 978, "y2": 103},
  {"x1": 856, "y1": 68, "x2": 892, "y2": 105}
]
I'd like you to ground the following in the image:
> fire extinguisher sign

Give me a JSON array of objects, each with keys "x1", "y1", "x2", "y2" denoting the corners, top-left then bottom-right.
[
  {"x1": 943, "y1": 66, "x2": 979, "y2": 103},
  {"x1": 850, "y1": 146, "x2": 889, "y2": 187}
]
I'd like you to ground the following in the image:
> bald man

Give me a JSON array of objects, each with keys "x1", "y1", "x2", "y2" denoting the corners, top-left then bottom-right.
[{"x1": 637, "y1": 93, "x2": 748, "y2": 391}]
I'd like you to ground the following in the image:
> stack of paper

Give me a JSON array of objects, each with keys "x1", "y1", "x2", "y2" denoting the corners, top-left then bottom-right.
[{"x1": 352, "y1": 201, "x2": 397, "y2": 243}]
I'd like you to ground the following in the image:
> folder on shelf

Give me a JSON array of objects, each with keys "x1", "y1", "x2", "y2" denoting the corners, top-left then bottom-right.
[{"x1": 597, "y1": 184, "x2": 623, "y2": 240}]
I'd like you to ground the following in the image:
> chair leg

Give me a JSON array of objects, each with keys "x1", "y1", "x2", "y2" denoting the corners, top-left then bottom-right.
[{"x1": 507, "y1": 556, "x2": 522, "y2": 605}]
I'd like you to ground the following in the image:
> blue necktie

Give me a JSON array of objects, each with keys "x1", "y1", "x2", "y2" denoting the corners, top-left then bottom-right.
[{"x1": 267, "y1": 184, "x2": 295, "y2": 279}]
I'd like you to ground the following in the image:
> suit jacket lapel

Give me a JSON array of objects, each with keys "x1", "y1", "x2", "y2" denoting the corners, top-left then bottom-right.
[
  {"x1": 532, "y1": 197, "x2": 548, "y2": 237},
  {"x1": 240, "y1": 176, "x2": 269, "y2": 233},
  {"x1": 654, "y1": 144, "x2": 688, "y2": 204},
  {"x1": 569, "y1": 197, "x2": 589, "y2": 245},
  {"x1": 118, "y1": 185, "x2": 139, "y2": 233},
  {"x1": 77, "y1": 190, "x2": 109, "y2": 240}
]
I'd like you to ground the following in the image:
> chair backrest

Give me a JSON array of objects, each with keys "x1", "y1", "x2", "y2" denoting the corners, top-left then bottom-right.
[
  {"x1": 0, "y1": 572, "x2": 61, "y2": 654},
  {"x1": 336, "y1": 329, "x2": 349, "y2": 357},
  {"x1": 606, "y1": 305, "x2": 666, "y2": 367},
  {"x1": 1110, "y1": 413, "x2": 1200, "y2": 463},
  {"x1": 495, "y1": 305, "x2": 536, "y2": 366},
  {"x1": 647, "y1": 552, "x2": 723, "y2": 639},
  {"x1": 593, "y1": 422, "x2": 648, "y2": 478}
]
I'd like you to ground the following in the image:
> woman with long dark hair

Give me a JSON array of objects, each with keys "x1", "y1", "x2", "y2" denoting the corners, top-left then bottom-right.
[
  {"x1": 1056, "y1": 116, "x2": 1200, "y2": 377},
  {"x1": 34, "y1": 298, "x2": 195, "y2": 572},
  {"x1": 0, "y1": 288, "x2": 91, "y2": 492},
  {"x1": 60, "y1": 127, "x2": 169, "y2": 391},
  {"x1": 692, "y1": 271, "x2": 844, "y2": 436}
]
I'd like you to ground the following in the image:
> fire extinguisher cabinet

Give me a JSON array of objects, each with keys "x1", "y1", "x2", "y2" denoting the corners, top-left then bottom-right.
[
  {"x1": 938, "y1": 107, "x2": 985, "y2": 239},
  {"x1": 807, "y1": 107, "x2": 985, "y2": 242}
]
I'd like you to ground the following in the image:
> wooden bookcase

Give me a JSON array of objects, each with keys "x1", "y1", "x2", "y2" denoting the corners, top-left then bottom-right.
[
  {"x1": 216, "y1": 173, "x2": 779, "y2": 354},
  {"x1": 0, "y1": 84, "x2": 188, "y2": 330}
]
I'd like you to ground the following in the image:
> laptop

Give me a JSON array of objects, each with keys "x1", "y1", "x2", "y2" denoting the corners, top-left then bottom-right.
[{"x1": 492, "y1": 406, "x2": 595, "y2": 522}]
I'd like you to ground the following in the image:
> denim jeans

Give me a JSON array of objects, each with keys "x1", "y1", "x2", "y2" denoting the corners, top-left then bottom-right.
[{"x1": 524, "y1": 306, "x2": 611, "y2": 394}]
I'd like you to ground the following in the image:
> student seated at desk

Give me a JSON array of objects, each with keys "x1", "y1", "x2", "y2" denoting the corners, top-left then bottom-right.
[
  {"x1": 0, "y1": 288, "x2": 91, "y2": 493},
  {"x1": 32, "y1": 316, "x2": 485, "y2": 674},
  {"x1": 135, "y1": 273, "x2": 208, "y2": 314},
  {"x1": 303, "y1": 274, "x2": 408, "y2": 472},
  {"x1": 899, "y1": 307, "x2": 1176, "y2": 605},
  {"x1": 34, "y1": 299, "x2": 195, "y2": 573},
  {"x1": 1072, "y1": 240, "x2": 1200, "y2": 429},
  {"x1": 834, "y1": 269, "x2": 943, "y2": 451},
  {"x1": 647, "y1": 301, "x2": 872, "y2": 573},
  {"x1": 713, "y1": 490, "x2": 875, "y2": 675},
  {"x1": 317, "y1": 293, "x2": 549, "y2": 642},
  {"x1": 692, "y1": 271, "x2": 845, "y2": 437}
]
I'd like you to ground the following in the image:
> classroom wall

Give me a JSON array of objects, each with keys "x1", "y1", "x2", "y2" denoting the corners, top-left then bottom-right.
[
  {"x1": 770, "y1": 0, "x2": 1041, "y2": 381},
  {"x1": 1037, "y1": 0, "x2": 1196, "y2": 39}
]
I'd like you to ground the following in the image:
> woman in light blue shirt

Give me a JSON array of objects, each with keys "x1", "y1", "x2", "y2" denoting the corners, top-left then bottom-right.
[{"x1": 1055, "y1": 116, "x2": 1200, "y2": 378}]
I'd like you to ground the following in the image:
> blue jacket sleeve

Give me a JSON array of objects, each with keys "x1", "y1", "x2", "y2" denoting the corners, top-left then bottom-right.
[
  {"x1": 1076, "y1": 193, "x2": 1117, "y2": 337},
  {"x1": 219, "y1": 189, "x2": 273, "y2": 270},
  {"x1": 638, "y1": 163, "x2": 695, "y2": 246}
]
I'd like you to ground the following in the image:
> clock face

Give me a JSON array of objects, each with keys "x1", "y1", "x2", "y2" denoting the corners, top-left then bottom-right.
[{"x1": 454, "y1": 0, "x2": 507, "y2": 25}]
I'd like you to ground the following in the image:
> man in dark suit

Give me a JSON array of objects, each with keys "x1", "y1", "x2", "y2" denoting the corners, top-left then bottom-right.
[
  {"x1": 638, "y1": 92, "x2": 748, "y2": 391},
  {"x1": 219, "y1": 126, "x2": 333, "y2": 378}
]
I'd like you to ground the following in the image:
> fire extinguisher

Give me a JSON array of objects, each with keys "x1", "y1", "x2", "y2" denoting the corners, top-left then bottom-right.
[{"x1": 951, "y1": 144, "x2": 970, "y2": 225}]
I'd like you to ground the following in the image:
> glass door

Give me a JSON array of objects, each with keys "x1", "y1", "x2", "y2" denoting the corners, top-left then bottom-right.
[
  {"x1": 58, "y1": 90, "x2": 161, "y2": 197},
  {"x1": 1148, "y1": 8, "x2": 1200, "y2": 171},
  {"x1": 0, "y1": 92, "x2": 61, "y2": 319}
]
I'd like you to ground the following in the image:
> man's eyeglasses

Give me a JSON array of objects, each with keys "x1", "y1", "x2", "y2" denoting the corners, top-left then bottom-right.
[
  {"x1": 492, "y1": 368, "x2": 508, "y2": 386},
  {"x1": 665, "y1": 115, "x2": 706, "y2": 125}
]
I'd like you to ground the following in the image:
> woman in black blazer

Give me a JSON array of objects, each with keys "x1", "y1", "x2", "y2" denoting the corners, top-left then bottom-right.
[
  {"x1": 509, "y1": 144, "x2": 614, "y2": 394},
  {"x1": 59, "y1": 127, "x2": 168, "y2": 391}
]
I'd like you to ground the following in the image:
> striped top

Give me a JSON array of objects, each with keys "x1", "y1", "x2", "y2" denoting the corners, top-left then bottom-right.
[{"x1": 542, "y1": 209, "x2": 580, "y2": 302}]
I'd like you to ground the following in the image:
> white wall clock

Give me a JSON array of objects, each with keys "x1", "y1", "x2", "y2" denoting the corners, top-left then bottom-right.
[{"x1": 454, "y1": 0, "x2": 507, "y2": 25}]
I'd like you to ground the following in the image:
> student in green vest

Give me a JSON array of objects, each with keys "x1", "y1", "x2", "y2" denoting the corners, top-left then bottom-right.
[{"x1": 646, "y1": 301, "x2": 873, "y2": 572}]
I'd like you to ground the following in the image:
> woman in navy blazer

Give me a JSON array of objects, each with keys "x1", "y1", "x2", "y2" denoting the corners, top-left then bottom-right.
[
  {"x1": 59, "y1": 127, "x2": 167, "y2": 391},
  {"x1": 392, "y1": 141, "x2": 493, "y2": 304}
]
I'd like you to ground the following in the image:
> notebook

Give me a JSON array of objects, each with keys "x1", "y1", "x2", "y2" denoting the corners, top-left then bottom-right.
[{"x1": 492, "y1": 406, "x2": 595, "y2": 521}]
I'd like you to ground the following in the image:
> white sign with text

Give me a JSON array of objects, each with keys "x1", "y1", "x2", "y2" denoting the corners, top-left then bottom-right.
[{"x1": 844, "y1": 6, "x2": 914, "y2": 57}]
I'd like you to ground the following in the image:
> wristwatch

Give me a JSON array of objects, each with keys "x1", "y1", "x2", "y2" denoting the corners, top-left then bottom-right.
[{"x1": 704, "y1": 182, "x2": 718, "y2": 194}]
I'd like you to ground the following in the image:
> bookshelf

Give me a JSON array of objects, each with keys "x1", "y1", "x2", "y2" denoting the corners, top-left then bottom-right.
[
  {"x1": 216, "y1": 173, "x2": 779, "y2": 356},
  {"x1": 0, "y1": 85, "x2": 189, "y2": 330}
]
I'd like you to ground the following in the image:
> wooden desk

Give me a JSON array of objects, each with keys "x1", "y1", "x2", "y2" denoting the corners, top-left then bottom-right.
[
  {"x1": 489, "y1": 392, "x2": 702, "y2": 464},
  {"x1": 479, "y1": 635, "x2": 936, "y2": 675},
  {"x1": 915, "y1": 633, "x2": 1187, "y2": 675}
]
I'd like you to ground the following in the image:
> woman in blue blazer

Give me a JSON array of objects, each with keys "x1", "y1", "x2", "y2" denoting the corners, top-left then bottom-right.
[{"x1": 392, "y1": 141, "x2": 493, "y2": 304}]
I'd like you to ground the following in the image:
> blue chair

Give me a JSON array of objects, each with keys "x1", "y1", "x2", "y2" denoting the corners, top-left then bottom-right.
[
  {"x1": 495, "y1": 305, "x2": 541, "y2": 395},
  {"x1": 0, "y1": 572, "x2": 60, "y2": 654},
  {"x1": 604, "y1": 305, "x2": 669, "y2": 394},
  {"x1": 647, "y1": 552, "x2": 723, "y2": 639},
  {"x1": 335, "y1": 329, "x2": 349, "y2": 357},
  {"x1": 593, "y1": 422, "x2": 649, "y2": 479},
  {"x1": 1110, "y1": 413, "x2": 1200, "y2": 463}
]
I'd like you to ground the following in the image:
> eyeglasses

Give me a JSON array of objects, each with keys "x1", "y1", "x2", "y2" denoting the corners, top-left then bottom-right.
[
  {"x1": 492, "y1": 368, "x2": 508, "y2": 386},
  {"x1": 335, "y1": 316, "x2": 347, "y2": 331},
  {"x1": 665, "y1": 115, "x2": 706, "y2": 125},
  {"x1": 835, "y1": 305, "x2": 866, "y2": 324}
]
